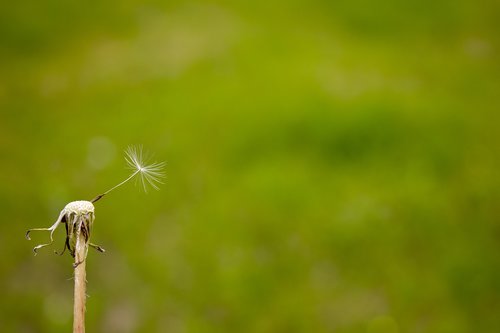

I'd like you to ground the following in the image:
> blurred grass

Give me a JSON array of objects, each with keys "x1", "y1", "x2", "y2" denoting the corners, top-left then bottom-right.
[{"x1": 1, "y1": 0, "x2": 499, "y2": 332}]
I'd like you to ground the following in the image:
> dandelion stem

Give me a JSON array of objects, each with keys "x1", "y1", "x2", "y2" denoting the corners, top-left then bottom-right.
[{"x1": 73, "y1": 226, "x2": 87, "y2": 333}]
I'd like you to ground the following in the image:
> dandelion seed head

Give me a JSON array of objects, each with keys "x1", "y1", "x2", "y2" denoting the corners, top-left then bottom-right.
[{"x1": 65, "y1": 201, "x2": 95, "y2": 215}]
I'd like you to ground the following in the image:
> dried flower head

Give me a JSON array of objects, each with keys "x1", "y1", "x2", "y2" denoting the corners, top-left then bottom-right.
[{"x1": 26, "y1": 200, "x2": 104, "y2": 266}]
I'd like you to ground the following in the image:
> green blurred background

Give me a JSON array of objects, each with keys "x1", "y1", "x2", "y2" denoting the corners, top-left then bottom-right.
[{"x1": 1, "y1": 1, "x2": 499, "y2": 332}]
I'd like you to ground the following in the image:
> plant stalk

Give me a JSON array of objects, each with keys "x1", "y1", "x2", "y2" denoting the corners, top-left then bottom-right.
[{"x1": 73, "y1": 229, "x2": 87, "y2": 333}]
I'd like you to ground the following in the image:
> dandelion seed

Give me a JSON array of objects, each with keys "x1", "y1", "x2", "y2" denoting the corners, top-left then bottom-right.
[{"x1": 91, "y1": 145, "x2": 166, "y2": 202}]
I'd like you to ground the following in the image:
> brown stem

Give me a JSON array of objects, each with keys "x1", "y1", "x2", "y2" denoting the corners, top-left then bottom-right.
[{"x1": 73, "y1": 228, "x2": 87, "y2": 333}]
